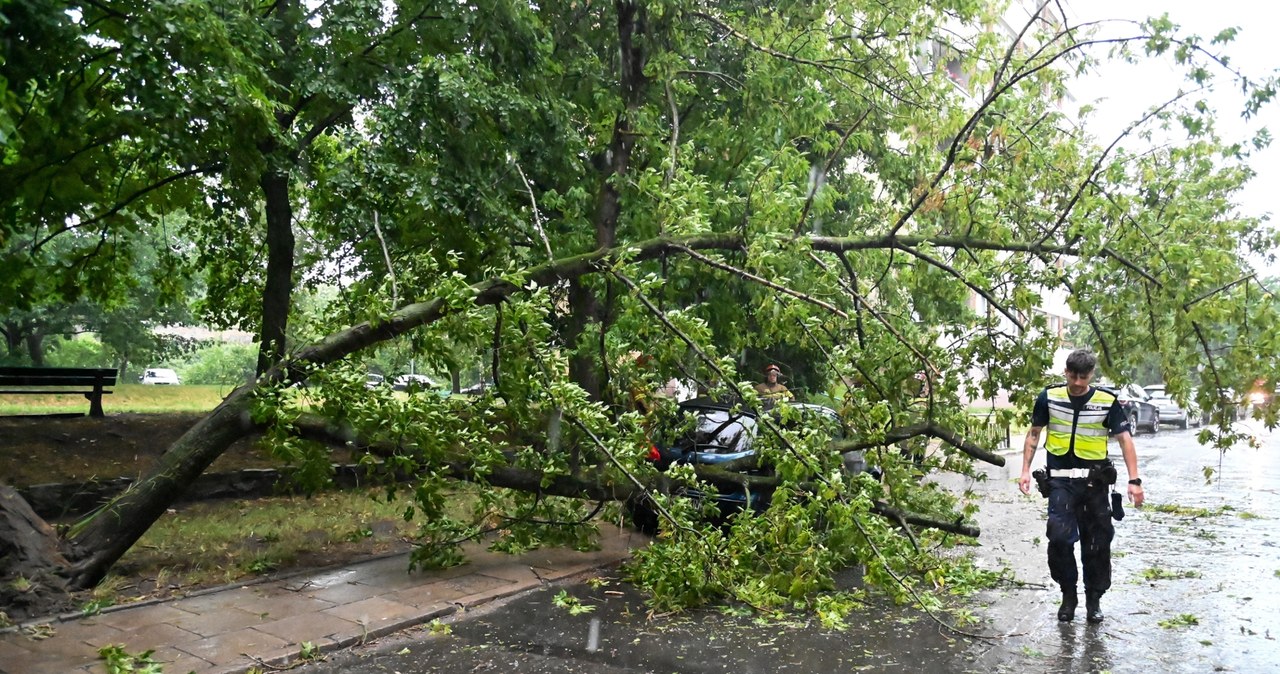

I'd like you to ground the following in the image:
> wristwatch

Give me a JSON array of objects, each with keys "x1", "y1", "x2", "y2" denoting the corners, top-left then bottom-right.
[{"x1": 1128, "y1": 478, "x2": 1142, "y2": 486}]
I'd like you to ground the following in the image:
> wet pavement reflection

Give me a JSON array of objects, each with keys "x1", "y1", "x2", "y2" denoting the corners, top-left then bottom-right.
[{"x1": 300, "y1": 422, "x2": 1280, "y2": 674}]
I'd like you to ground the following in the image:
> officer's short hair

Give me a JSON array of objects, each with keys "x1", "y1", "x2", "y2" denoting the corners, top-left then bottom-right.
[{"x1": 1065, "y1": 349, "x2": 1097, "y2": 376}]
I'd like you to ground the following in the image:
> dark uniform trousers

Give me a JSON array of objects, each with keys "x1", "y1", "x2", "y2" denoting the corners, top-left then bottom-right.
[{"x1": 1046, "y1": 477, "x2": 1114, "y2": 594}]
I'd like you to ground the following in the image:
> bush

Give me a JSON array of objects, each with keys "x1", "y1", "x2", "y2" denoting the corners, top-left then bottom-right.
[
  {"x1": 177, "y1": 343, "x2": 257, "y2": 385},
  {"x1": 46, "y1": 336, "x2": 112, "y2": 368}
]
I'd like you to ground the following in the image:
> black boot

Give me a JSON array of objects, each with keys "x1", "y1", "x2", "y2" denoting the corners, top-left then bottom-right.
[
  {"x1": 1085, "y1": 591, "x2": 1104, "y2": 624},
  {"x1": 1057, "y1": 587, "x2": 1078, "y2": 622}
]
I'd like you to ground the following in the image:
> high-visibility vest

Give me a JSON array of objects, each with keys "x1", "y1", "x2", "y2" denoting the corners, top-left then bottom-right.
[{"x1": 1044, "y1": 385, "x2": 1115, "y2": 461}]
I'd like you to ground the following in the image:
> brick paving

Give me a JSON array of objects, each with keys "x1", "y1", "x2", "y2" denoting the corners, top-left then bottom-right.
[{"x1": 0, "y1": 525, "x2": 644, "y2": 674}]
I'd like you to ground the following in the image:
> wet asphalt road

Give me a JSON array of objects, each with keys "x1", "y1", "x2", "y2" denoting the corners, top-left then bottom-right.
[{"x1": 297, "y1": 421, "x2": 1279, "y2": 674}]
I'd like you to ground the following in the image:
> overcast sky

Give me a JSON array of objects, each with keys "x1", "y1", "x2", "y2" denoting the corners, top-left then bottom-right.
[{"x1": 1063, "y1": 1, "x2": 1279, "y2": 273}]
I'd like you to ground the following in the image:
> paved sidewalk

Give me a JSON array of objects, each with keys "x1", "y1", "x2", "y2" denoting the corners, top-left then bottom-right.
[{"x1": 0, "y1": 525, "x2": 646, "y2": 674}]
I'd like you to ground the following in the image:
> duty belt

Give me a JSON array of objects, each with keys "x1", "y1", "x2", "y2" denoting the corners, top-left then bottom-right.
[{"x1": 1048, "y1": 468, "x2": 1092, "y2": 479}]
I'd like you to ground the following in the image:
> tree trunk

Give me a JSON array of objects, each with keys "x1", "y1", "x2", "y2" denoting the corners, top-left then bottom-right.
[
  {"x1": 2, "y1": 320, "x2": 25, "y2": 360},
  {"x1": 567, "y1": 0, "x2": 648, "y2": 400},
  {"x1": 0, "y1": 484, "x2": 70, "y2": 577},
  {"x1": 25, "y1": 330, "x2": 45, "y2": 366},
  {"x1": 257, "y1": 169, "x2": 295, "y2": 374},
  {"x1": 65, "y1": 391, "x2": 257, "y2": 588},
  {"x1": 565, "y1": 279, "x2": 604, "y2": 400}
]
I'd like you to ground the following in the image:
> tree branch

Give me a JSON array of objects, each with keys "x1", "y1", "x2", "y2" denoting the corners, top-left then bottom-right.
[
  {"x1": 807, "y1": 251, "x2": 940, "y2": 379},
  {"x1": 32, "y1": 164, "x2": 223, "y2": 253},
  {"x1": 793, "y1": 109, "x2": 871, "y2": 235},
  {"x1": 830, "y1": 422, "x2": 1004, "y2": 466},
  {"x1": 663, "y1": 79, "x2": 680, "y2": 190},
  {"x1": 897, "y1": 243, "x2": 1024, "y2": 330},
  {"x1": 675, "y1": 245, "x2": 849, "y2": 319},
  {"x1": 1184, "y1": 273, "x2": 1254, "y2": 311},
  {"x1": 285, "y1": 415, "x2": 981, "y2": 538}
]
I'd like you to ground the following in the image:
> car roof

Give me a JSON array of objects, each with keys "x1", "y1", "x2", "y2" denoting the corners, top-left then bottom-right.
[{"x1": 679, "y1": 397, "x2": 753, "y2": 415}]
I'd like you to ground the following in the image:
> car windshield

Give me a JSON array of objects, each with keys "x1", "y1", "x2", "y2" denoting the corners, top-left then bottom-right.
[
  {"x1": 685, "y1": 406, "x2": 757, "y2": 454},
  {"x1": 671, "y1": 401, "x2": 844, "y2": 456}
]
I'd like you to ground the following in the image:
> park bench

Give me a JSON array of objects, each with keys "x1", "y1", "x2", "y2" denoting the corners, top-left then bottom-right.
[{"x1": 0, "y1": 366, "x2": 118, "y2": 417}]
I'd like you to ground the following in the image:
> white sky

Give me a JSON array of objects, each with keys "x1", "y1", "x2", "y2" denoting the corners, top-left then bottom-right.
[{"x1": 1065, "y1": 0, "x2": 1280, "y2": 275}]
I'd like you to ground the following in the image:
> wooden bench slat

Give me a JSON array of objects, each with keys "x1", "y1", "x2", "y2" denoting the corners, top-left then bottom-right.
[
  {"x1": 0, "y1": 376, "x2": 119, "y2": 386},
  {"x1": 0, "y1": 367, "x2": 117, "y2": 377},
  {"x1": 0, "y1": 390, "x2": 113, "y2": 395}
]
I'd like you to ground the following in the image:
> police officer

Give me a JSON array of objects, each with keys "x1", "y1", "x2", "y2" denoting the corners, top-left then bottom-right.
[{"x1": 1018, "y1": 349, "x2": 1145, "y2": 624}]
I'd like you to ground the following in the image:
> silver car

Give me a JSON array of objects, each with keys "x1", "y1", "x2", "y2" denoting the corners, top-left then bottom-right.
[
  {"x1": 1147, "y1": 393, "x2": 1197, "y2": 428},
  {"x1": 1144, "y1": 385, "x2": 1208, "y2": 428}
]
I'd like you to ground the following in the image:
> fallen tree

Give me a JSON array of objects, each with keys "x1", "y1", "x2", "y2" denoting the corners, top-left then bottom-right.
[
  {"x1": 3, "y1": 0, "x2": 1279, "y2": 623},
  {"x1": 42, "y1": 233, "x2": 999, "y2": 590}
]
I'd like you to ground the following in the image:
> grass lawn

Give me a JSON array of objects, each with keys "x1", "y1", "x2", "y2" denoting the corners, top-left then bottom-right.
[{"x1": 0, "y1": 383, "x2": 231, "y2": 415}]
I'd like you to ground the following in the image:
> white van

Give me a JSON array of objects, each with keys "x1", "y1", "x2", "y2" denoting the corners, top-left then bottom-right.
[{"x1": 140, "y1": 368, "x2": 181, "y2": 385}]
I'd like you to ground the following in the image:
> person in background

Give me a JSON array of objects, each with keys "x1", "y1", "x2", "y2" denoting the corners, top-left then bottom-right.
[{"x1": 754, "y1": 364, "x2": 792, "y2": 405}]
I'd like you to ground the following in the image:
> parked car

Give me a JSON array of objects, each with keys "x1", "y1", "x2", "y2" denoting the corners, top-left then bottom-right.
[
  {"x1": 1147, "y1": 392, "x2": 1196, "y2": 429},
  {"x1": 1143, "y1": 384, "x2": 1208, "y2": 428},
  {"x1": 629, "y1": 398, "x2": 864, "y2": 533},
  {"x1": 392, "y1": 374, "x2": 437, "y2": 392},
  {"x1": 1112, "y1": 383, "x2": 1159, "y2": 433},
  {"x1": 139, "y1": 368, "x2": 180, "y2": 385},
  {"x1": 364, "y1": 373, "x2": 387, "y2": 389}
]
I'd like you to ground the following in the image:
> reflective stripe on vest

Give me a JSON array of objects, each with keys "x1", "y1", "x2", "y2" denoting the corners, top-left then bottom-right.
[{"x1": 1044, "y1": 386, "x2": 1115, "y2": 461}]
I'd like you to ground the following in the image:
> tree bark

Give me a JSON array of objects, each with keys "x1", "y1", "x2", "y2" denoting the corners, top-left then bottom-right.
[
  {"x1": 565, "y1": 279, "x2": 604, "y2": 400},
  {"x1": 3, "y1": 320, "x2": 26, "y2": 360},
  {"x1": 0, "y1": 484, "x2": 70, "y2": 578},
  {"x1": 117, "y1": 354, "x2": 130, "y2": 383},
  {"x1": 257, "y1": 169, "x2": 295, "y2": 374},
  {"x1": 2, "y1": 324, "x2": 14, "y2": 357}
]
